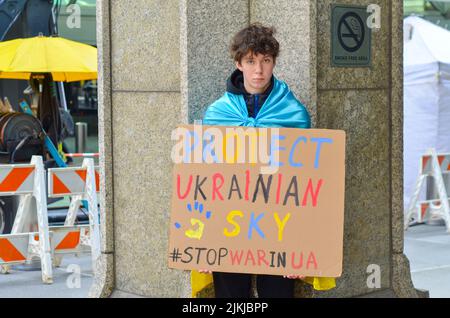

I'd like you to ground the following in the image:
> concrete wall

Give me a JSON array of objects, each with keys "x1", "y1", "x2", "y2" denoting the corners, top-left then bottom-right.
[{"x1": 92, "y1": 0, "x2": 417, "y2": 298}]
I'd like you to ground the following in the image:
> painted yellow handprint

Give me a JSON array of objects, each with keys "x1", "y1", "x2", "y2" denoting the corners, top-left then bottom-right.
[
  {"x1": 174, "y1": 201, "x2": 212, "y2": 240},
  {"x1": 185, "y1": 218, "x2": 205, "y2": 240}
]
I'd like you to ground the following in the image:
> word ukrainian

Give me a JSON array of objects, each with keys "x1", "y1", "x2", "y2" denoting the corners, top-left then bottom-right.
[{"x1": 177, "y1": 172, "x2": 323, "y2": 208}]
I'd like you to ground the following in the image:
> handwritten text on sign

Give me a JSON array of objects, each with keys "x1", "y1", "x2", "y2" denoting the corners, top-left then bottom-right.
[{"x1": 168, "y1": 126, "x2": 346, "y2": 277}]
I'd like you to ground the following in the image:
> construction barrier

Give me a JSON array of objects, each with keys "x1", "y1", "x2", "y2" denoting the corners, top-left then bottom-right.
[
  {"x1": 47, "y1": 158, "x2": 101, "y2": 271},
  {"x1": 0, "y1": 156, "x2": 53, "y2": 283},
  {"x1": 405, "y1": 149, "x2": 450, "y2": 232},
  {"x1": 0, "y1": 156, "x2": 101, "y2": 284}
]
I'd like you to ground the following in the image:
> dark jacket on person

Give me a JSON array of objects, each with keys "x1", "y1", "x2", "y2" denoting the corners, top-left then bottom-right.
[{"x1": 226, "y1": 69, "x2": 274, "y2": 118}]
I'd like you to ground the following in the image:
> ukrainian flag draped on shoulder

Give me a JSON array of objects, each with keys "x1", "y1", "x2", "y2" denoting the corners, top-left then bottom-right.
[
  {"x1": 203, "y1": 76, "x2": 310, "y2": 128},
  {"x1": 192, "y1": 76, "x2": 336, "y2": 298}
]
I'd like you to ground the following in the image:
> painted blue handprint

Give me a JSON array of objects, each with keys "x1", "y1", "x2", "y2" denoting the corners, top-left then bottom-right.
[{"x1": 175, "y1": 201, "x2": 212, "y2": 240}]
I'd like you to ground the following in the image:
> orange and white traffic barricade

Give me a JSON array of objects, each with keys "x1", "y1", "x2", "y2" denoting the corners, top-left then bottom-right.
[
  {"x1": 47, "y1": 158, "x2": 100, "y2": 272},
  {"x1": 405, "y1": 149, "x2": 450, "y2": 232},
  {"x1": 0, "y1": 156, "x2": 53, "y2": 283}
]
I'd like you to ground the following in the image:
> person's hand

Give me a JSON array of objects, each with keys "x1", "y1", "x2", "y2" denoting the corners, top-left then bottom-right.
[
  {"x1": 283, "y1": 275, "x2": 306, "y2": 280},
  {"x1": 198, "y1": 269, "x2": 212, "y2": 274}
]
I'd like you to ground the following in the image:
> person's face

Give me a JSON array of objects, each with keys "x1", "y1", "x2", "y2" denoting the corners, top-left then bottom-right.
[{"x1": 236, "y1": 51, "x2": 275, "y2": 94}]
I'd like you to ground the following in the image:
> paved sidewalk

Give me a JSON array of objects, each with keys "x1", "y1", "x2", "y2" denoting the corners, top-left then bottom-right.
[
  {"x1": 404, "y1": 223, "x2": 450, "y2": 298},
  {"x1": 2, "y1": 223, "x2": 448, "y2": 298},
  {"x1": 0, "y1": 255, "x2": 92, "y2": 298}
]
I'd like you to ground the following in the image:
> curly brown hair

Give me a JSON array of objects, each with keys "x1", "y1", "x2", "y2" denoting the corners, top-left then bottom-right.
[{"x1": 230, "y1": 23, "x2": 280, "y2": 64}]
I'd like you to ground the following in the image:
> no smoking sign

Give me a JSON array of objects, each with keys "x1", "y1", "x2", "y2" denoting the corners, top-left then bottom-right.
[{"x1": 332, "y1": 5, "x2": 371, "y2": 67}]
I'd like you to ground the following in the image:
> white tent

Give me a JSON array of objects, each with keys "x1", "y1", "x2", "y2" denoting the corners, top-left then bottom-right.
[{"x1": 404, "y1": 16, "x2": 450, "y2": 211}]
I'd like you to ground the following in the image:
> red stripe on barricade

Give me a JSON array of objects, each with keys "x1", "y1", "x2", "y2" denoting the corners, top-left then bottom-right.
[
  {"x1": 0, "y1": 167, "x2": 34, "y2": 192},
  {"x1": 0, "y1": 238, "x2": 26, "y2": 262},
  {"x1": 95, "y1": 171, "x2": 99, "y2": 192},
  {"x1": 422, "y1": 157, "x2": 430, "y2": 172},
  {"x1": 421, "y1": 203, "x2": 429, "y2": 218},
  {"x1": 55, "y1": 232, "x2": 80, "y2": 250},
  {"x1": 65, "y1": 153, "x2": 99, "y2": 158},
  {"x1": 53, "y1": 174, "x2": 71, "y2": 195},
  {"x1": 75, "y1": 170, "x2": 87, "y2": 182}
]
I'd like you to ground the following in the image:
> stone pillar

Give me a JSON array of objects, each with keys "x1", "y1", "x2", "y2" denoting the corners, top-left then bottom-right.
[
  {"x1": 92, "y1": 0, "x2": 189, "y2": 297},
  {"x1": 250, "y1": 0, "x2": 318, "y2": 125},
  {"x1": 93, "y1": 0, "x2": 418, "y2": 297},
  {"x1": 181, "y1": 0, "x2": 249, "y2": 123}
]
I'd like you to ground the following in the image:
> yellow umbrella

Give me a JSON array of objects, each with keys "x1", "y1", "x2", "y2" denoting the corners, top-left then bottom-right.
[{"x1": 0, "y1": 35, "x2": 97, "y2": 82}]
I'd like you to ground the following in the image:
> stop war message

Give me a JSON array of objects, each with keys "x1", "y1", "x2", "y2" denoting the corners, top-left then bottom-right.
[{"x1": 168, "y1": 125, "x2": 346, "y2": 277}]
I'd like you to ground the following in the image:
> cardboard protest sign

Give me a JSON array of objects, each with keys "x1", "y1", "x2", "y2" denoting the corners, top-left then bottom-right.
[{"x1": 168, "y1": 125, "x2": 345, "y2": 277}]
